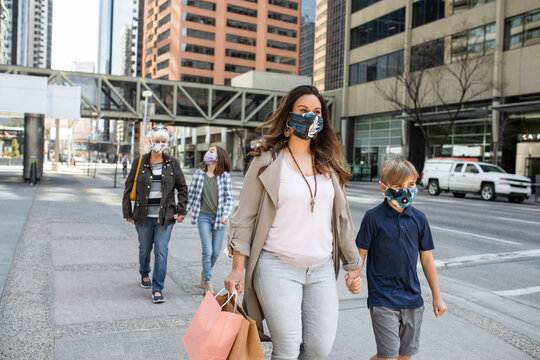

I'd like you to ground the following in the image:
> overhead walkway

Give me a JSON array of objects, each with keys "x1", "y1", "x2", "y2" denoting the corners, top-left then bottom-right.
[{"x1": 0, "y1": 65, "x2": 334, "y2": 128}]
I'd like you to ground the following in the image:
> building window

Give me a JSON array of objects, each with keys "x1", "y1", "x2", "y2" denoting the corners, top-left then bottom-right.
[
  {"x1": 181, "y1": 58, "x2": 214, "y2": 70},
  {"x1": 146, "y1": 48, "x2": 153, "y2": 55},
  {"x1": 317, "y1": 0, "x2": 327, "y2": 10},
  {"x1": 349, "y1": 50, "x2": 403, "y2": 85},
  {"x1": 269, "y1": 0, "x2": 298, "y2": 10},
  {"x1": 267, "y1": 54, "x2": 296, "y2": 66},
  {"x1": 159, "y1": 0, "x2": 171, "y2": 12},
  {"x1": 316, "y1": 33, "x2": 326, "y2": 43},
  {"x1": 504, "y1": 9, "x2": 540, "y2": 50},
  {"x1": 267, "y1": 39, "x2": 296, "y2": 52},
  {"x1": 316, "y1": 21, "x2": 327, "y2": 33},
  {"x1": 314, "y1": 67, "x2": 325, "y2": 76},
  {"x1": 182, "y1": 28, "x2": 215, "y2": 40},
  {"x1": 268, "y1": 25, "x2": 297, "y2": 38},
  {"x1": 157, "y1": 29, "x2": 170, "y2": 42},
  {"x1": 350, "y1": 8, "x2": 405, "y2": 49},
  {"x1": 227, "y1": 4, "x2": 257, "y2": 17},
  {"x1": 452, "y1": 22, "x2": 495, "y2": 60},
  {"x1": 315, "y1": 44, "x2": 326, "y2": 53},
  {"x1": 183, "y1": 13, "x2": 215, "y2": 26},
  {"x1": 451, "y1": 0, "x2": 494, "y2": 14},
  {"x1": 268, "y1": 11, "x2": 298, "y2": 24},
  {"x1": 182, "y1": 43, "x2": 215, "y2": 55},
  {"x1": 411, "y1": 38, "x2": 444, "y2": 72},
  {"x1": 227, "y1": 19, "x2": 257, "y2": 32},
  {"x1": 158, "y1": 14, "x2": 170, "y2": 27},
  {"x1": 226, "y1": 34, "x2": 256, "y2": 46},
  {"x1": 158, "y1": 74, "x2": 169, "y2": 80},
  {"x1": 412, "y1": 0, "x2": 445, "y2": 28},
  {"x1": 157, "y1": 44, "x2": 170, "y2": 56},
  {"x1": 183, "y1": 0, "x2": 216, "y2": 11},
  {"x1": 148, "y1": 8, "x2": 154, "y2": 17},
  {"x1": 351, "y1": 0, "x2": 382, "y2": 13},
  {"x1": 145, "y1": 60, "x2": 152, "y2": 68},
  {"x1": 266, "y1": 68, "x2": 295, "y2": 74},
  {"x1": 147, "y1": 34, "x2": 153, "y2": 43},
  {"x1": 225, "y1": 64, "x2": 254, "y2": 73},
  {"x1": 315, "y1": 55, "x2": 325, "y2": 64},
  {"x1": 226, "y1": 49, "x2": 256, "y2": 60},
  {"x1": 157, "y1": 59, "x2": 169, "y2": 70},
  {"x1": 181, "y1": 74, "x2": 213, "y2": 84}
]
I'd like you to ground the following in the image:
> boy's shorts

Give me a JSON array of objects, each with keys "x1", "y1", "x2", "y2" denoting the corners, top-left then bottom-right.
[{"x1": 369, "y1": 305, "x2": 424, "y2": 358}]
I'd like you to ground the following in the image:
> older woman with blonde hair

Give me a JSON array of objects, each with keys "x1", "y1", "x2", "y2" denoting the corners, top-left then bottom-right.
[
  {"x1": 123, "y1": 124, "x2": 188, "y2": 304},
  {"x1": 224, "y1": 85, "x2": 362, "y2": 359}
]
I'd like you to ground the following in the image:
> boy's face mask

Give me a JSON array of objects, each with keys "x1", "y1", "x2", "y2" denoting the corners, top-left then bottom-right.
[
  {"x1": 289, "y1": 111, "x2": 324, "y2": 140},
  {"x1": 151, "y1": 141, "x2": 167, "y2": 154},
  {"x1": 380, "y1": 182, "x2": 418, "y2": 208}
]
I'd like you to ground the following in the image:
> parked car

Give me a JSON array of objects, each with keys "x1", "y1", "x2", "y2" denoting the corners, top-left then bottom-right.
[{"x1": 421, "y1": 159, "x2": 532, "y2": 202}]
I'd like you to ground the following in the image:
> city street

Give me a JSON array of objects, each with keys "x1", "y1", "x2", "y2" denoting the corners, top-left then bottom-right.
[{"x1": 0, "y1": 163, "x2": 539, "y2": 359}]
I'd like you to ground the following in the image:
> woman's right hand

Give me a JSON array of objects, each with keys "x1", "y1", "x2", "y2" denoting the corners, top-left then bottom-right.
[
  {"x1": 126, "y1": 218, "x2": 134, "y2": 223},
  {"x1": 224, "y1": 269, "x2": 245, "y2": 295}
]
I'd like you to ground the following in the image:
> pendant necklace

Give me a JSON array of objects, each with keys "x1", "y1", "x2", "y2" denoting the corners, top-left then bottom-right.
[{"x1": 287, "y1": 144, "x2": 317, "y2": 213}]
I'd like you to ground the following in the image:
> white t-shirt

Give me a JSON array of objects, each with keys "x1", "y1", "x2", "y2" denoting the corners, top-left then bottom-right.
[{"x1": 263, "y1": 157, "x2": 335, "y2": 267}]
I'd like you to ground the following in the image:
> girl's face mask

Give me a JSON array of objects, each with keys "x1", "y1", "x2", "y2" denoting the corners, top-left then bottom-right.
[
  {"x1": 380, "y1": 182, "x2": 418, "y2": 208},
  {"x1": 203, "y1": 151, "x2": 218, "y2": 165},
  {"x1": 288, "y1": 111, "x2": 324, "y2": 140},
  {"x1": 151, "y1": 141, "x2": 167, "y2": 154}
]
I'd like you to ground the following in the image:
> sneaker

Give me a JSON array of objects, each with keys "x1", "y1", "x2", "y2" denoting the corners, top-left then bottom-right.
[
  {"x1": 140, "y1": 276, "x2": 152, "y2": 289},
  {"x1": 152, "y1": 291, "x2": 165, "y2": 303},
  {"x1": 203, "y1": 280, "x2": 213, "y2": 293}
]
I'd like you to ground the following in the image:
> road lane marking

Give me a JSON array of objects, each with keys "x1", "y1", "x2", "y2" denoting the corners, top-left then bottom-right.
[
  {"x1": 433, "y1": 248, "x2": 540, "y2": 269},
  {"x1": 430, "y1": 226, "x2": 521, "y2": 245},
  {"x1": 495, "y1": 217, "x2": 540, "y2": 225},
  {"x1": 493, "y1": 286, "x2": 540, "y2": 297}
]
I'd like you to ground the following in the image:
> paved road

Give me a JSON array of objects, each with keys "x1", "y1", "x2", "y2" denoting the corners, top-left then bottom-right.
[{"x1": 0, "y1": 163, "x2": 538, "y2": 359}]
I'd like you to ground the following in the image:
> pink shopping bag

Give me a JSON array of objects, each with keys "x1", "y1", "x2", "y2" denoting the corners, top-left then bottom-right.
[{"x1": 183, "y1": 290, "x2": 243, "y2": 360}]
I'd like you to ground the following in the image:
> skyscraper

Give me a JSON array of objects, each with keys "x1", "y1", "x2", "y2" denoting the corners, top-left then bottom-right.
[
  {"x1": 299, "y1": 0, "x2": 316, "y2": 79},
  {"x1": 1, "y1": 0, "x2": 52, "y2": 67},
  {"x1": 0, "y1": 0, "x2": 17, "y2": 65},
  {"x1": 313, "y1": 0, "x2": 345, "y2": 91},
  {"x1": 97, "y1": 0, "x2": 138, "y2": 76},
  {"x1": 142, "y1": 0, "x2": 301, "y2": 84}
]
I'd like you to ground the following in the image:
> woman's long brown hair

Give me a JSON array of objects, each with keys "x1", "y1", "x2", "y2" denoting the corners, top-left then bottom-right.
[
  {"x1": 251, "y1": 85, "x2": 351, "y2": 186},
  {"x1": 199, "y1": 145, "x2": 232, "y2": 176}
]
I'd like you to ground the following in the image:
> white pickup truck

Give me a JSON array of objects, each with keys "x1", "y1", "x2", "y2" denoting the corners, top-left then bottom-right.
[{"x1": 421, "y1": 159, "x2": 532, "y2": 202}]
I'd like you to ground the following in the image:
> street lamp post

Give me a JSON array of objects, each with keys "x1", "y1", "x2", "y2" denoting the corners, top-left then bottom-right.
[{"x1": 141, "y1": 90, "x2": 153, "y2": 154}]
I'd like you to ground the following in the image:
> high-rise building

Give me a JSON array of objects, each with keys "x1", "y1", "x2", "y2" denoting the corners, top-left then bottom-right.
[
  {"x1": 142, "y1": 0, "x2": 301, "y2": 84},
  {"x1": 313, "y1": 0, "x2": 345, "y2": 91},
  {"x1": 1, "y1": 0, "x2": 52, "y2": 67},
  {"x1": 342, "y1": 0, "x2": 540, "y2": 180},
  {"x1": 299, "y1": 0, "x2": 315, "y2": 79},
  {"x1": 98, "y1": 0, "x2": 138, "y2": 76},
  {"x1": 0, "y1": 0, "x2": 18, "y2": 65}
]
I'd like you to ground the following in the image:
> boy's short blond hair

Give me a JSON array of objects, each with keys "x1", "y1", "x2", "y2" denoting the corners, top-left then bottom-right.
[{"x1": 379, "y1": 158, "x2": 419, "y2": 185}]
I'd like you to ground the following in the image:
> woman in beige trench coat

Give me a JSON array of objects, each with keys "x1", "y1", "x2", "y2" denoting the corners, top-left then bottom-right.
[{"x1": 224, "y1": 85, "x2": 362, "y2": 360}]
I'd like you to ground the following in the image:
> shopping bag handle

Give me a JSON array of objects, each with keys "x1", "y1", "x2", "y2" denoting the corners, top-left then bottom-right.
[{"x1": 215, "y1": 288, "x2": 238, "y2": 313}]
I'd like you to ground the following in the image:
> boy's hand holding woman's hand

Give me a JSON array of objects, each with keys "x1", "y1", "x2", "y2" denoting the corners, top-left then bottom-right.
[{"x1": 345, "y1": 268, "x2": 362, "y2": 294}]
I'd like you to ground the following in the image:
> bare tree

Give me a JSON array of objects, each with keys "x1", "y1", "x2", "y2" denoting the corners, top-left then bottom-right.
[{"x1": 377, "y1": 34, "x2": 495, "y2": 158}]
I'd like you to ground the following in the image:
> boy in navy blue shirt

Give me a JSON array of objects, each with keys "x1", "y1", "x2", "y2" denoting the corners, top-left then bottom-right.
[{"x1": 356, "y1": 158, "x2": 446, "y2": 360}]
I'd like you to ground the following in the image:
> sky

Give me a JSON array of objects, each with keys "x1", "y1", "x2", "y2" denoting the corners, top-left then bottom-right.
[{"x1": 51, "y1": 0, "x2": 99, "y2": 71}]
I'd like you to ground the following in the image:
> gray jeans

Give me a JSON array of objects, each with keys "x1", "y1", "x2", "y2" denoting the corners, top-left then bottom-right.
[{"x1": 253, "y1": 250, "x2": 339, "y2": 360}]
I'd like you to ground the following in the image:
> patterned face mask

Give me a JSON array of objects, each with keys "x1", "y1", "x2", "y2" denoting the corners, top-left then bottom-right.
[
  {"x1": 203, "y1": 151, "x2": 217, "y2": 165},
  {"x1": 380, "y1": 182, "x2": 418, "y2": 208},
  {"x1": 288, "y1": 111, "x2": 324, "y2": 140},
  {"x1": 151, "y1": 141, "x2": 168, "y2": 154}
]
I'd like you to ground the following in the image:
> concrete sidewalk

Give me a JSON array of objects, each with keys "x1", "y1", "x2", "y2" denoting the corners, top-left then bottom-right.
[{"x1": 0, "y1": 167, "x2": 538, "y2": 359}]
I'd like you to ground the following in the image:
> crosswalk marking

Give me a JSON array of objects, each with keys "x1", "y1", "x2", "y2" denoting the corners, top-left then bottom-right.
[
  {"x1": 493, "y1": 286, "x2": 540, "y2": 297},
  {"x1": 433, "y1": 248, "x2": 540, "y2": 269},
  {"x1": 430, "y1": 225, "x2": 521, "y2": 245}
]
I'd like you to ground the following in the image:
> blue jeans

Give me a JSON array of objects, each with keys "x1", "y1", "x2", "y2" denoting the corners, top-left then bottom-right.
[
  {"x1": 197, "y1": 213, "x2": 226, "y2": 281},
  {"x1": 135, "y1": 217, "x2": 174, "y2": 292},
  {"x1": 253, "y1": 250, "x2": 339, "y2": 360}
]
